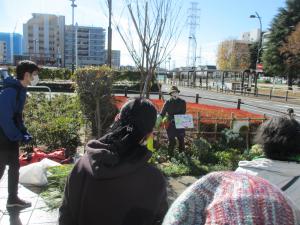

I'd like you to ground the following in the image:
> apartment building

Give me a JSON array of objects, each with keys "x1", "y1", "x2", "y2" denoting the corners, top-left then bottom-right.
[
  {"x1": 0, "y1": 41, "x2": 6, "y2": 64},
  {"x1": 240, "y1": 29, "x2": 261, "y2": 43},
  {"x1": 0, "y1": 33, "x2": 22, "y2": 64},
  {"x1": 23, "y1": 13, "x2": 65, "y2": 66},
  {"x1": 65, "y1": 25, "x2": 106, "y2": 68}
]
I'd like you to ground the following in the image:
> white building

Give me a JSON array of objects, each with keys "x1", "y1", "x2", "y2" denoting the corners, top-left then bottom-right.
[
  {"x1": 240, "y1": 29, "x2": 261, "y2": 42},
  {"x1": 23, "y1": 13, "x2": 65, "y2": 66},
  {"x1": 65, "y1": 25, "x2": 106, "y2": 68}
]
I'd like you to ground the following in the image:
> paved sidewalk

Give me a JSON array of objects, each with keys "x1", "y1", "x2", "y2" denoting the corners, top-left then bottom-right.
[
  {"x1": 0, "y1": 167, "x2": 198, "y2": 225},
  {"x1": 0, "y1": 168, "x2": 58, "y2": 225}
]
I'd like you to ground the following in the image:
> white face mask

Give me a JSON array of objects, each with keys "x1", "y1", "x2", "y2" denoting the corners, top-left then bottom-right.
[
  {"x1": 171, "y1": 92, "x2": 179, "y2": 99},
  {"x1": 30, "y1": 75, "x2": 39, "y2": 86}
]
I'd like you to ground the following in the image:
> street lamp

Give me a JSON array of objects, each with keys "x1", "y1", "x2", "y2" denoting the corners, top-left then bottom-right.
[
  {"x1": 70, "y1": 0, "x2": 77, "y2": 74},
  {"x1": 189, "y1": 35, "x2": 197, "y2": 68},
  {"x1": 189, "y1": 35, "x2": 198, "y2": 86},
  {"x1": 33, "y1": 39, "x2": 38, "y2": 62},
  {"x1": 250, "y1": 11, "x2": 262, "y2": 96},
  {"x1": 250, "y1": 12, "x2": 262, "y2": 67}
]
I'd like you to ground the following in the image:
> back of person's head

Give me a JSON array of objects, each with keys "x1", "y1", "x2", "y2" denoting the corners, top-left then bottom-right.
[
  {"x1": 255, "y1": 116, "x2": 300, "y2": 160},
  {"x1": 101, "y1": 98, "x2": 157, "y2": 158},
  {"x1": 163, "y1": 171, "x2": 300, "y2": 225},
  {"x1": 16, "y1": 60, "x2": 39, "y2": 80}
]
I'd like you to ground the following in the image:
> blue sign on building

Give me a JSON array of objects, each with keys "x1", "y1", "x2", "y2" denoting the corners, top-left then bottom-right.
[{"x1": 0, "y1": 32, "x2": 22, "y2": 64}]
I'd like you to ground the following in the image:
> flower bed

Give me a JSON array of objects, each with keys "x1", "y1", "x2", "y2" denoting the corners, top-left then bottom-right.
[{"x1": 114, "y1": 96, "x2": 265, "y2": 126}]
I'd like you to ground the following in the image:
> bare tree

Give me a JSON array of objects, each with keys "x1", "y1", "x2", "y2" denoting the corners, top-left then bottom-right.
[{"x1": 112, "y1": 0, "x2": 184, "y2": 97}]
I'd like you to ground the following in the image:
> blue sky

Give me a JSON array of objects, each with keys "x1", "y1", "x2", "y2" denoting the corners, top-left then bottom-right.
[{"x1": 0, "y1": 0, "x2": 286, "y2": 67}]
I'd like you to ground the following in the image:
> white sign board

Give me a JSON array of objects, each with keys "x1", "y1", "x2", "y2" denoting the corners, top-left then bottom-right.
[
  {"x1": 232, "y1": 120, "x2": 249, "y2": 133},
  {"x1": 174, "y1": 114, "x2": 194, "y2": 129}
]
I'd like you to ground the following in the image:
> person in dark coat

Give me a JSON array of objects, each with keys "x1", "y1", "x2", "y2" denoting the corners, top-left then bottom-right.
[
  {"x1": 160, "y1": 86, "x2": 186, "y2": 156},
  {"x1": 59, "y1": 98, "x2": 168, "y2": 225},
  {"x1": 0, "y1": 60, "x2": 39, "y2": 208}
]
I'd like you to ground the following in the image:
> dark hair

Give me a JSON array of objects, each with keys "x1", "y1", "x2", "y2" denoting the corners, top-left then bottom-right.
[
  {"x1": 255, "y1": 116, "x2": 300, "y2": 160},
  {"x1": 100, "y1": 98, "x2": 157, "y2": 158},
  {"x1": 16, "y1": 60, "x2": 39, "y2": 80}
]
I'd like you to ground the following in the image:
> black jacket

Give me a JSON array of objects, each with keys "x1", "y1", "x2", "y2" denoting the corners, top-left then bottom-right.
[
  {"x1": 160, "y1": 98, "x2": 186, "y2": 121},
  {"x1": 59, "y1": 139, "x2": 168, "y2": 225}
]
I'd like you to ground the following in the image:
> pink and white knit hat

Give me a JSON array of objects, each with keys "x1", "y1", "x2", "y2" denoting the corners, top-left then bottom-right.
[{"x1": 163, "y1": 171, "x2": 300, "y2": 225}]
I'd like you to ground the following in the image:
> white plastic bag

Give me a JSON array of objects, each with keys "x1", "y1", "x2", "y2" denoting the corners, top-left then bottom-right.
[{"x1": 19, "y1": 158, "x2": 61, "y2": 186}]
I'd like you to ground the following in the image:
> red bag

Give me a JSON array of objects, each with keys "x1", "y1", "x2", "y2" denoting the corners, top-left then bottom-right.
[
  {"x1": 19, "y1": 147, "x2": 71, "y2": 166},
  {"x1": 19, "y1": 148, "x2": 47, "y2": 167}
]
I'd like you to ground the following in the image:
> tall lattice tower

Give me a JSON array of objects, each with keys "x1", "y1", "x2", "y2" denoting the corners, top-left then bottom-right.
[{"x1": 186, "y1": 2, "x2": 200, "y2": 68}]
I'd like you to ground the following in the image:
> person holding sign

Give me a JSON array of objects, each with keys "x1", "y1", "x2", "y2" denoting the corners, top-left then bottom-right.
[{"x1": 160, "y1": 86, "x2": 186, "y2": 156}]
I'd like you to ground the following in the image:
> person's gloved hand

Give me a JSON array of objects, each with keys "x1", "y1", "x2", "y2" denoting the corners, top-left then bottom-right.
[{"x1": 22, "y1": 134, "x2": 32, "y2": 144}]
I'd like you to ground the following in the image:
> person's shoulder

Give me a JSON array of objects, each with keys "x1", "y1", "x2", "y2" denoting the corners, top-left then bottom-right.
[
  {"x1": 178, "y1": 97, "x2": 186, "y2": 103},
  {"x1": 144, "y1": 164, "x2": 166, "y2": 184},
  {"x1": 0, "y1": 86, "x2": 18, "y2": 98}
]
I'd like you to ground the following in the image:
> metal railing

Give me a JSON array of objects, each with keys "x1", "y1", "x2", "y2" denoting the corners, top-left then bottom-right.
[{"x1": 0, "y1": 84, "x2": 52, "y2": 101}]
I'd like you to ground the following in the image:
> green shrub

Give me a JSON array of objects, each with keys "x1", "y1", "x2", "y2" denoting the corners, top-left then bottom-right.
[
  {"x1": 218, "y1": 129, "x2": 245, "y2": 151},
  {"x1": 75, "y1": 66, "x2": 118, "y2": 137},
  {"x1": 24, "y1": 93, "x2": 83, "y2": 153},
  {"x1": 37, "y1": 117, "x2": 81, "y2": 151},
  {"x1": 214, "y1": 148, "x2": 245, "y2": 170},
  {"x1": 113, "y1": 70, "x2": 141, "y2": 82},
  {"x1": 39, "y1": 68, "x2": 72, "y2": 80},
  {"x1": 8, "y1": 67, "x2": 72, "y2": 80},
  {"x1": 190, "y1": 138, "x2": 218, "y2": 164},
  {"x1": 243, "y1": 144, "x2": 264, "y2": 160},
  {"x1": 158, "y1": 163, "x2": 190, "y2": 177}
]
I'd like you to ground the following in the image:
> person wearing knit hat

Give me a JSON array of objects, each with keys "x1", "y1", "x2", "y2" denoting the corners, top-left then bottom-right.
[
  {"x1": 163, "y1": 171, "x2": 300, "y2": 225},
  {"x1": 59, "y1": 98, "x2": 168, "y2": 225},
  {"x1": 160, "y1": 86, "x2": 186, "y2": 156}
]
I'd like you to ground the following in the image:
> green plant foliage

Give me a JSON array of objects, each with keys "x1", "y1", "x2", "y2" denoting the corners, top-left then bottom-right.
[
  {"x1": 218, "y1": 129, "x2": 245, "y2": 151},
  {"x1": 75, "y1": 66, "x2": 118, "y2": 137},
  {"x1": 262, "y1": 0, "x2": 300, "y2": 85},
  {"x1": 113, "y1": 70, "x2": 141, "y2": 82},
  {"x1": 7, "y1": 67, "x2": 72, "y2": 80},
  {"x1": 41, "y1": 164, "x2": 74, "y2": 210},
  {"x1": 190, "y1": 138, "x2": 218, "y2": 164},
  {"x1": 214, "y1": 148, "x2": 245, "y2": 170},
  {"x1": 157, "y1": 163, "x2": 191, "y2": 177},
  {"x1": 39, "y1": 68, "x2": 72, "y2": 80},
  {"x1": 152, "y1": 133, "x2": 251, "y2": 176},
  {"x1": 243, "y1": 144, "x2": 264, "y2": 160},
  {"x1": 24, "y1": 93, "x2": 82, "y2": 153}
]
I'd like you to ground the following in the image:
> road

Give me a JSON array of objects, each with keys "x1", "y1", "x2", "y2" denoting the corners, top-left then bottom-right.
[{"x1": 161, "y1": 84, "x2": 300, "y2": 121}]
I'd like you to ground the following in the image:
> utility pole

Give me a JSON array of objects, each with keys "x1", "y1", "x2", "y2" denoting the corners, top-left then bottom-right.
[
  {"x1": 75, "y1": 22, "x2": 78, "y2": 68},
  {"x1": 70, "y1": 0, "x2": 77, "y2": 74},
  {"x1": 186, "y1": 2, "x2": 200, "y2": 68},
  {"x1": 107, "y1": 0, "x2": 112, "y2": 68}
]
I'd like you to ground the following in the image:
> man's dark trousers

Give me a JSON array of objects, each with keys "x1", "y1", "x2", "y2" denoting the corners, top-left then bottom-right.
[
  {"x1": 0, "y1": 142, "x2": 20, "y2": 199},
  {"x1": 166, "y1": 122, "x2": 185, "y2": 156}
]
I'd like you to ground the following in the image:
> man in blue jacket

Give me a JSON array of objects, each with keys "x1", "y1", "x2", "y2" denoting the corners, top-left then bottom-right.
[{"x1": 0, "y1": 60, "x2": 39, "y2": 208}]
